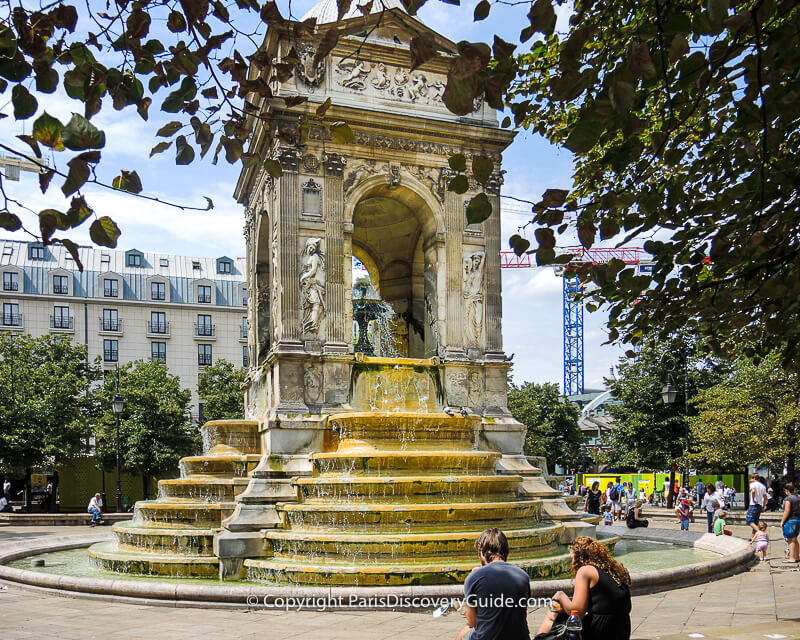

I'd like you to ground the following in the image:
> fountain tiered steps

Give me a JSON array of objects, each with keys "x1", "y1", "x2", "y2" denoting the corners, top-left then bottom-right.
[{"x1": 89, "y1": 420, "x2": 260, "y2": 578}]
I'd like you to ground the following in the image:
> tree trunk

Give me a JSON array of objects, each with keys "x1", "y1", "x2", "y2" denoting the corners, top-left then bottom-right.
[
  {"x1": 142, "y1": 474, "x2": 150, "y2": 500},
  {"x1": 787, "y1": 421, "x2": 797, "y2": 482},
  {"x1": 24, "y1": 468, "x2": 32, "y2": 513}
]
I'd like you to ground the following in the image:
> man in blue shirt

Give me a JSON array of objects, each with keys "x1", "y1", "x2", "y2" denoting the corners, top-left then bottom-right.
[{"x1": 457, "y1": 528, "x2": 531, "y2": 640}]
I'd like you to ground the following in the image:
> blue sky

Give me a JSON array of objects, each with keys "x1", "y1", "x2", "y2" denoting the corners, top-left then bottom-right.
[{"x1": 0, "y1": 0, "x2": 626, "y2": 389}]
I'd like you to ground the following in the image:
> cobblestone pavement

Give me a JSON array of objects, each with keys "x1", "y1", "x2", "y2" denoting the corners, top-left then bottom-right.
[{"x1": 1, "y1": 521, "x2": 798, "y2": 639}]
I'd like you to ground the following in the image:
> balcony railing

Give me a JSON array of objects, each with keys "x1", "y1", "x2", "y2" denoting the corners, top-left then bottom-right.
[
  {"x1": 103, "y1": 350, "x2": 118, "y2": 362},
  {"x1": 151, "y1": 353, "x2": 166, "y2": 362},
  {"x1": 50, "y1": 316, "x2": 74, "y2": 330},
  {"x1": 147, "y1": 320, "x2": 170, "y2": 336},
  {"x1": 53, "y1": 284, "x2": 69, "y2": 294},
  {"x1": 99, "y1": 318, "x2": 123, "y2": 332},
  {"x1": 197, "y1": 293, "x2": 212, "y2": 303},
  {"x1": 151, "y1": 290, "x2": 165, "y2": 301},
  {"x1": 2, "y1": 313, "x2": 22, "y2": 327},
  {"x1": 198, "y1": 354, "x2": 212, "y2": 366},
  {"x1": 103, "y1": 288, "x2": 118, "y2": 297},
  {"x1": 3, "y1": 281, "x2": 18, "y2": 292},
  {"x1": 194, "y1": 323, "x2": 215, "y2": 338},
  {"x1": 239, "y1": 325, "x2": 248, "y2": 339}
]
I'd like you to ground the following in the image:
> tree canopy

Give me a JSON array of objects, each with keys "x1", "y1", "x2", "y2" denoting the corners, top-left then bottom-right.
[
  {"x1": 508, "y1": 381, "x2": 585, "y2": 471},
  {"x1": 197, "y1": 358, "x2": 246, "y2": 422},
  {"x1": 94, "y1": 360, "x2": 197, "y2": 498},
  {"x1": 0, "y1": 333, "x2": 99, "y2": 473}
]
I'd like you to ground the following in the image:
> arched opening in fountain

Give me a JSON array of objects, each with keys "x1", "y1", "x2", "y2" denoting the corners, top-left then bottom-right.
[{"x1": 350, "y1": 181, "x2": 440, "y2": 359}]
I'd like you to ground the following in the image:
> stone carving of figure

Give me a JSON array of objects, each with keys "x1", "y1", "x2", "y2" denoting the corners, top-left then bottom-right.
[
  {"x1": 408, "y1": 74, "x2": 428, "y2": 102},
  {"x1": 303, "y1": 363, "x2": 323, "y2": 404},
  {"x1": 416, "y1": 166, "x2": 444, "y2": 202},
  {"x1": 271, "y1": 221, "x2": 281, "y2": 342},
  {"x1": 394, "y1": 68, "x2": 408, "y2": 86},
  {"x1": 463, "y1": 251, "x2": 485, "y2": 346},
  {"x1": 337, "y1": 60, "x2": 371, "y2": 90},
  {"x1": 300, "y1": 237, "x2": 326, "y2": 335},
  {"x1": 429, "y1": 80, "x2": 446, "y2": 102},
  {"x1": 343, "y1": 161, "x2": 377, "y2": 195},
  {"x1": 371, "y1": 63, "x2": 391, "y2": 90}
]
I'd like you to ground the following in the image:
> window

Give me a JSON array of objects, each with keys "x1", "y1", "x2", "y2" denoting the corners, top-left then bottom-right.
[
  {"x1": 2, "y1": 303, "x2": 20, "y2": 326},
  {"x1": 198, "y1": 344, "x2": 212, "y2": 366},
  {"x1": 151, "y1": 281, "x2": 166, "y2": 301},
  {"x1": 29, "y1": 245, "x2": 44, "y2": 260},
  {"x1": 242, "y1": 288, "x2": 247, "y2": 306},
  {"x1": 159, "y1": 258, "x2": 169, "y2": 267},
  {"x1": 302, "y1": 178, "x2": 322, "y2": 216},
  {"x1": 198, "y1": 403, "x2": 205, "y2": 423},
  {"x1": 3, "y1": 271, "x2": 18, "y2": 292},
  {"x1": 2, "y1": 245, "x2": 12, "y2": 256},
  {"x1": 100, "y1": 253, "x2": 110, "y2": 264},
  {"x1": 103, "y1": 278, "x2": 118, "y2": 297},
  {"x1": 127, "y1": 253, "x2": 142, "y2": 267},
  {"x1": 151, "y1": 342, "x2": 166, "y2": 362},
  {"x1": 242, "y1": 345, "x2": 249, "y2": 368},
  {"x1": 53, "y1": 275, "x2": 69, "y2": 295},
  {"x1": 240, "y1": 317, "x2": 248, "y2": 339},
  {"x1": 102, "y1": 309, "x2": 119, "y2": 332},
  {"x1": 218, "y1": 260, "x2": 231, "y2": 274},
  {"x1": 197, "y1": 285, "x2": 211, "y2": 304},
  {"x1": 196, "y1": 314, "x2": 213, "y2": 337},
  {"x1": 103, "y1": 339, "x2": 118, "y2": 362},
  {"x1": 149, "y1": 311, "x2": 167, "y2": 334},
  {"x1": 192, "y1": 261, "x2": 201, "y2": 271},
  {"x1": 52, "y1": 305, "x2": 71, "y2": 329}
]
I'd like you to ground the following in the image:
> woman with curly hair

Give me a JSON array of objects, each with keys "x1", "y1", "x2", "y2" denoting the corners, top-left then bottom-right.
[{"x1": 535, "y1": 536, "x2": 632, "y2": 640}]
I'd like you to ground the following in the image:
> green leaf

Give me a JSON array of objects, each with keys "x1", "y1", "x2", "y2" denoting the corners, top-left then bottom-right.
[
  {"x1": 60, "y1": 238, "x2": 83, "y2": 271},
  {"x1": 528, "y1": 0, "x2": 556, "y2": 35},
  {"x1": 708, "y1": 0, "x2": 729, "y2": 25},
  {"x1": 175, "y1": 135, "x2": 195, "y2": 165},
  {"x1": 668, "y1": 34, "x2": 690, "y2": 64},
  {"x1": 0, "y1": 211, "x2": 22, "y2": 231},
  {"x1": 39, "y1": 169, "x2": 54, "y2": 194},
  {"x1": 329, "y1": 121, "x2": 354, "y2": 144},
  {"x1": 447, "y1": 174, "x2": 469, "y2": 194},
  {"x1": 157, "y1": 121, "x2": 183, "y2": 137},
  {"x1": 542, "y1": 188, "x2": 568, "y2": 207},
  {"x1": 12, "y1": 84, "x2": 37, "y2": 120},
  {"x1": 448, "y1": 153, "x2": 467, "y2": 172},
  {"x1": 472, "y1": 155, "x2": 494, "y2": 184},
  {"x1": 222, "y1": 137, "x2": 242, "y2": 164},
  {"x1": 61, "y1": 158, "x2": 90, "y2": 196},
  {"x1": 32, "y1": 112, "x2": 65, "y2": 150},
  {"x1": 35, "y1": 67, "x2": 59, "y2": 94},
  {"x1": 39, "y1": 210, "x2": 65, "y2": 243},
  {"x1": 315, "y1": 97, "x2": 332, "y2": 118},
  {"x1": 150, "y1": 141, "x2": 171, "y2": 157},
  {"x1": 509, "y1": 234, "x2": 530, "y2": 256},
  {"x1": 578, "y1": 221, "x2": 595, "y2": 248},
  {"x1": 65, "y1": 195, "x2": 93, "y2": 228},
  {"x1": 204, "y1": 197, "x2": 214, "y2": 210},
  {"x1": 466, "y1": 193, "x2": 492, "y2": 224},
  {"x1": 626, "y1": 42, "x2": 657, "y2": 80},
  {"x1": 609, "y1": 80, "x2": 634, "y2": 111},
  {"x1": 474, "y1": 0, "x2": 490, "y2": 21},
  {"x1": 61, "y1": 114, "x2": 106, "y2": 151},
  {"x1": 167, "y1": 10, "x2": 187, "y2": 32},
  {"x1": 564, "y1": 120, "x2": 602, "y2": 154},
  {"x1": 410, "y1": 35, "x2": 437, "y2": 72},
  {"x1": 264, "y1": 158, "x2": 283, "y2": 179},
  {"x1": 89, "y1": 216, "x2": 121, "y2": 248},
  {"x1": 16, "y1": 135, "x2": 41, "y2": 158},
  {"x1": 112, "y1": 170, "x2": 143, "y2": 194}
]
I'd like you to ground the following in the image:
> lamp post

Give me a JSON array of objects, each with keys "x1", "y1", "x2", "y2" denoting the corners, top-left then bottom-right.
[
  {"x1": 661, "y1": 357, "x2": 690, "y2": 509},
  {"x1": 112, "y1": 366, "x2": 124, "y2": 514}
]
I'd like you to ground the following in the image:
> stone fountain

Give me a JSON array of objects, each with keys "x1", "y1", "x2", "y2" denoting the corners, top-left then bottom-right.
[{"x1": 89, "y1": 0, "x2": 601, "y2": 585}]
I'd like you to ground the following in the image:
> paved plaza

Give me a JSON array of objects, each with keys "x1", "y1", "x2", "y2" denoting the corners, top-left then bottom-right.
[{"x1": 1, "y1": 520, "x2": 798, "y2": 639}]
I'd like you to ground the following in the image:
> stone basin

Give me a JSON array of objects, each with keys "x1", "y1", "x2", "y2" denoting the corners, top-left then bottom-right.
[{"x1": 310, "y1": 450, "x2": 501, "y2": 475}]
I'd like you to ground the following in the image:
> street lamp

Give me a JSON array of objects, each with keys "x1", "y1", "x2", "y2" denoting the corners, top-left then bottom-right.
[
  {"x1": 661, "y1": 357, "x2": 690, "y2": 507},
  {"x1": 661, "y1": 382, "x2": 679, "y2": 405},
  {"x1": 112, "y1": 366, "x2": 124, "y2": 514}
]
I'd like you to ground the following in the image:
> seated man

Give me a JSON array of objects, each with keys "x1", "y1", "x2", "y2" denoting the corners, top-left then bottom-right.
[
  {"x1": 87, "y1": 492, "x2": 103, "y2": 526},
  {"x1": 457, "y1": 528, "x2": 530, "y2": 640}
]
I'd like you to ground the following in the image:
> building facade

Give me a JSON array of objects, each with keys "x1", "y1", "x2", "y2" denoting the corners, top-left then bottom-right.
[{"x1": 0, "y1": 240, "x2": 248, "y2": 421}]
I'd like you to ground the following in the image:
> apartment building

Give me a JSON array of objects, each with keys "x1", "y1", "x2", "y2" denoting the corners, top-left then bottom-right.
[{"x1": 0, "y1": 240, "x2": 248, "y2": 422}]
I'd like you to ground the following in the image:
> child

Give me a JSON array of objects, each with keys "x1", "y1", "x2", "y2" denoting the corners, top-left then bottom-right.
[
  {"x1": 751, "y1": 521, "x2": 769, "y2": 561},
  {"x1": 714, "y1": 510, "x2": 730, "y2": 536},
  {"x1": 676, "y1": 499, "x2": 691, "y2": 531},
  {"x1": 603, "y1": 503, "x2": 613, "y2": 526}
]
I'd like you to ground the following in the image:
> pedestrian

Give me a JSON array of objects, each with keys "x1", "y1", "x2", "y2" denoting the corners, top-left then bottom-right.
[
  {"x1": 0, "y1": 494, "x2": 11, "y2": 512},
  {"x1": 456, "y1": 528, "x2": 530, "y2": 640},
  {"x1": 611, "y1": 477, "x2": 623, "y2": 521},
  {"x1": 750, "y1": 522, "x2": 769, "y2": 561},
  {"x1": 638, "y1": 487, "x2": 647, "y2": 502},
  {"x1": 42, "y1": 480, "x2": 54, "y2": 512},
  {"x1": 748, "y1": 473, "x2": 767, "y2": 534},
  {"x1": 626, "y1": 500, "x2": 649, "y2": 529},
  {"x1": 696, "y1": 478, "x2": 705, "y2": 500},
  {"x1": 662, "y1": 478, "x2": 671, "y2": 506},
  {"x1": 714, "y1": 510, "x2": 729, "y2": 536},
  {"x1": 701, "y1": 485, "x2": 719, "y2": 533},
  {"x1": 541, "y1": 536, "x2": 632, "y2": 640},
  {"x1": 781, "y1": 483, "x2": 800, "y2": 564},
  {"x1": 2, "y1": 476, "x2": 10, "y2": 502},
  {"x1": 87, "y1": 492, "x2": 103, "y2": 526},
  {"x1": 676, "y1": 499, "x2": 691, "y2": 531},
  {"x1": 624, "y1": 484, "x2": 636, "y2": 513},
  {"x1": 584, "y1": 481, "x2": 602, "y2": 516},
  {"x1": 715, "y1": 476, "x2": 725, "y2": 493},
  {"x1": 602, "y1": 503, "x2": 613, "y2": 526}
]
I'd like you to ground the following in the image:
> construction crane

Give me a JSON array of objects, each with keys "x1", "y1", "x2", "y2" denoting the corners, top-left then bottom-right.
[{"x1": 500, "y1": 246, "x2": 652, "y2": 395}]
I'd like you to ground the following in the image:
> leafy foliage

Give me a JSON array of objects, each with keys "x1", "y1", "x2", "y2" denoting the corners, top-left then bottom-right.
[
  {"x1": 599, "y1": 333, "x2": 731, "y2": 471},
  {"x1": 691, "y1": 355, "x2": 799, "y2": 478},
  {"x1": 508, "y1": 381, "x2": 585, "y2": 471},
  {"x1": 94, "y1": 360, "x2": 198, "y2": 496},
  {"x1": 0, "y1": 333, "x2": 99, "y2": 473},
  {"x1": 197, "y1": 359, "x2": 246, "y2": 422}
]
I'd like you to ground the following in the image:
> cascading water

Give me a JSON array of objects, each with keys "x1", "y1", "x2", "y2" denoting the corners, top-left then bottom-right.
[{"x1": 352, "y1": 278, "x2": 401, "y2": 357}]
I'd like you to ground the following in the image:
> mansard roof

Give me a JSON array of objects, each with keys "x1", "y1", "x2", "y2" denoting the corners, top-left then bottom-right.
[{"x1": 302, "y1": 0, "x2": 406, "y2": 24}]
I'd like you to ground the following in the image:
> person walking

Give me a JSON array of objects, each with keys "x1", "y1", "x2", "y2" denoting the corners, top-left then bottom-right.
[
  {"x1": 541, "y1": 536, "x2": 632, "y2": 640},
  {"x1": 750, "y1": 522, "x2": 769, "y2": 561},
  {"x1": 748, "y1": 473, "x2": 768, "y2": 534},
  {"x1": 456, "y1": 528, "x2": 531, "y2": 640},
  {"x1": 701, "y1": 485, "x2": 719, "y2": 533},
  {"x1": 781, "y1": 483, "x2": 800, "y2": 564},
  {"x1": 584, "y1": 481, "x2": 602, "y2": 516},
  {"x1": 696, "y1": 478, "x2": 705, "y2": 500},
  {"x1": 2, "y1": 477, "x2": 10, "y2": 502}
]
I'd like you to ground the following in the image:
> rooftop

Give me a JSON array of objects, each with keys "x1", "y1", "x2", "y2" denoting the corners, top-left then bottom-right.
[{"x1": 301, "y1": 0, "x2": 406, "y2": 24}]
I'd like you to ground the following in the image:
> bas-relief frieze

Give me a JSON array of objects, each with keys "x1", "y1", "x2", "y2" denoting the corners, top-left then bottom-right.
[
  {"x1": 303, "y1": 362, "x2": 323, "y2": 405},
  {"x1": 445, "y1": 367, "x2": 486, "y2": 407}
]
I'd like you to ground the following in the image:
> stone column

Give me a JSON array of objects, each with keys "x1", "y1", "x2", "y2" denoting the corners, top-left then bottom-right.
[
  {"x1": 484, "y1": 182, "x2": 503, "y2": 359},
  {"x1": 277, "y1": 147, "x2": 302, "y2": 349},
  {"x1": 443, "y1": 185, "x2": 465, "y2": 359},
  {"x1": 322, "y1": 153, "x2": 348, "y2": 354}
]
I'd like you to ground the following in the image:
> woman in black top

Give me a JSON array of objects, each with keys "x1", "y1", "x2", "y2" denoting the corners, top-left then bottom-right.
[
  {"x1": 536, "y1": 536, "x2": 632, "y2": 640},
  {"x1": 584, "y1": 481, "x2": 602, "y2": 515}
]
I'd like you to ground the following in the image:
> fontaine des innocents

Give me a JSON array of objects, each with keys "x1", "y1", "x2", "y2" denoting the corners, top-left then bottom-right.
[{"x1": 88, "y1": 0, "x2": 609, "y2": 586}]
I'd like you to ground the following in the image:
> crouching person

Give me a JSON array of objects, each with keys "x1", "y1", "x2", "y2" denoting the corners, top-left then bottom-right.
[{"x1": 457, "y1": 528, "x2": 531, "y2": 640}]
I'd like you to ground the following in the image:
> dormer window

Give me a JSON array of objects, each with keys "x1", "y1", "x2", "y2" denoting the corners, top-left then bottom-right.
[
  {"x1": 101, "y1": 253, "x2": 110, "y2": 265},
  {"x1": 160, "y1": 258, "x2": 169, "y2": 268},
  {"x1": 29, "y1": 245, "x2": 44, "y2": 260},
  {"x1": 2, "y1": 246, "x2": 12, "y2": 257},
  {"x1": 218, "y1": 260, "x2": 231, "y2": 274},
  {"x1": 192, "y1": 261, "x2": 201, "y2": 271},
  {"x1": 127, "y1": 253, "x2": 141, "y2": 267}
]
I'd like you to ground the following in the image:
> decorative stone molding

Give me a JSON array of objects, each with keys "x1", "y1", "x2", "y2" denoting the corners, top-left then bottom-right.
[
  {"x1": 322, "y1": 152, "x2": 347, "y2": 177},
  {"x1": 335, "y1": 59, "x2": 371, "y2": 90},
  {"x1": 486, "y1": 170, "x2": 506, "y2": 196},
  {"x1": 301, "y1": 179, "x2": 322, "y2": 218},
  {"x1": 301, "y1": 153, "x2": 320, "y2": 173},
  {"x1": 299, "y1": 237, "x2": 325, "y2": 335},
  {"x1": 277, "y1": 147, "x2": 300, "y2": 172},
  {"x1": 295, "y1": 44, "x2": 325, "y2": 88}
]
